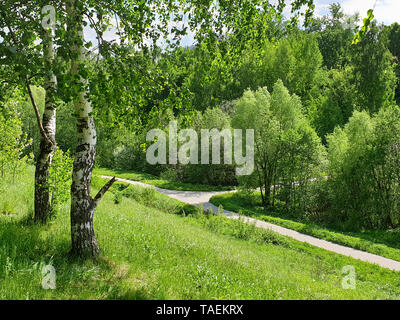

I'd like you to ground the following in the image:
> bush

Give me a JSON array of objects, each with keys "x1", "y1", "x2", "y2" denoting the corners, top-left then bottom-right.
[
  {"x1": 112, "y1": 183, "x2": 199, "y2": 216},
  {"x1": 327, "y1": 105, "x2": 400, "y2": 230},
  {"x1": 232, "y1": 81, "x2": 326, "y2": 214},
  {"x1": 0, "y1": 108, "x2": 32, "y2": 182}
]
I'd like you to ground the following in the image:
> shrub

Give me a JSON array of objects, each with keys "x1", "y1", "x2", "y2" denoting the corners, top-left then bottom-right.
[
  {"x1": 327, "y1": 105, "x2": 400, "y2": 229},
  {"x1": 113, "y1": 183, "x2": 198, "y2": 216},
  {"x1": 232, "y1": 81, "x2": 326, "y2": 214},
  {"x1": 0, "y1": 109, "x2": 32, "y2": 182}
]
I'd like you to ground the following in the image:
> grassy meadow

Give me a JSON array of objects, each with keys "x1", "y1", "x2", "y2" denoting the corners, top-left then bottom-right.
[{"x1": 0, "y1": 168, "x2": 400, "y2": 300}]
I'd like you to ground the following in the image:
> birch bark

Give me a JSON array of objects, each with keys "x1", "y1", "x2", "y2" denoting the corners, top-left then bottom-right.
[
  {"x1": 34, "y1": 27, "x2": 57, "y2": 223},
  {"x1": 67, "y1": 0, "x2": 115, "y2": 257}
]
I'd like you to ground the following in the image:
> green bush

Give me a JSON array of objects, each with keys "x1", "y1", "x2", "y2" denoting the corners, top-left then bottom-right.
[
  {"x1": 232, "y1": 81, "x2": 326, "y2": 214},
  {"x1": 327, "y1": 105, "x2": 400, "y2": 229},
  {"x1": 0, "y1": 107, "x2": 32, "y2": 182}
]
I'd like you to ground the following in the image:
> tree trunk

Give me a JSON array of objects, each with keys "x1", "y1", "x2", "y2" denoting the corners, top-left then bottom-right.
[
  {"x1": 34, "y1": 27, "x2": 57, "y2": 223},
  {"x1": 67, "y1": 0, "x2": 115, "y2": 258}
]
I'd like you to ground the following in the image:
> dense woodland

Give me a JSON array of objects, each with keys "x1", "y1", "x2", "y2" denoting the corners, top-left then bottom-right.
[{"x1": 1, "y1": 0, "x2": 400, "y2": 257}]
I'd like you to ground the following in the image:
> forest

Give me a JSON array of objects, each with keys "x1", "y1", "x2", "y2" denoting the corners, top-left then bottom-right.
[{"x1": 2, "y1": 0, "x2": 400, "y2": 301}]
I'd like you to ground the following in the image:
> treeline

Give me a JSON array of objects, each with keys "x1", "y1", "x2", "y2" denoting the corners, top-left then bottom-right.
[{"x1": 2, "y1": 3, "x2": 400, "y2": 232}]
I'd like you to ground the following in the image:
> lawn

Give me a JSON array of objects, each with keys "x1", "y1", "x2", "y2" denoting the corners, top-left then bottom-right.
[
  {"x1": 94, "y1": 168, "x2": 236, "y2": 192},
  {"x1": 210, "y1": 191, "x2": 400, "y2": 263},
  {"x1": 1, "y1": 170, "x2": 400, "y2": 300}
]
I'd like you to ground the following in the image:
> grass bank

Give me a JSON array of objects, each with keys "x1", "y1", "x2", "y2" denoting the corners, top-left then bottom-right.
[
  {"x1": 1, "y1": 171, "x2": 400, "y2": 299},
  {"x1": 94, "y1": 168, "x2": 235, "y2": 192}
]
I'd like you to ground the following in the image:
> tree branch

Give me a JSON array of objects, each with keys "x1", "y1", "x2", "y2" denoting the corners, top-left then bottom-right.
[
  {"x1": 28, "y1": 73, "x2": 43, "y2": 81},
  {"x1": 92, "y1": 176, "x2": 117, "y2": 208},
  {"x1": 25, "y1": 77, "x2": 50, "y2": 143},
  {"x1": 1, "y1": 11, "x2": 53, "y2": 144}
]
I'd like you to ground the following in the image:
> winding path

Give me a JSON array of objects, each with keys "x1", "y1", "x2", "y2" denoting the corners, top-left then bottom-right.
[{"x1": 102, "y1": 175, "x2": 400, "y2": 272}]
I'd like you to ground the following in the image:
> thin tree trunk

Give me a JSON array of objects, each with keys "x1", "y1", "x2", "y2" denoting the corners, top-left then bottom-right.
[
  {"x1": 34, "y1": 27, "x2": 57, "y2": 223},
  {"x1": 67, "y1": 0, "x2": 115, "y2": 258}
]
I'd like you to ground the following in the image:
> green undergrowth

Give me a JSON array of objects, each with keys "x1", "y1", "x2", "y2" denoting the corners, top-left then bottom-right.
[
  {"x1": 1, "y1": 171, "x2": 400, "y2": 300},
  {"x1": 94, "y1": 168, "x2": 235, "y2": 192}
]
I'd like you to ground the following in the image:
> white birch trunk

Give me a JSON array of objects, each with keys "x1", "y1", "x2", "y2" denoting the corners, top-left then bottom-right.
[
  {"x1": 67, "y1": 0, "x2": 115, "y2": 257},
  {"x1": 34, "y1": 27, "x2": 57, "y2": 223}
]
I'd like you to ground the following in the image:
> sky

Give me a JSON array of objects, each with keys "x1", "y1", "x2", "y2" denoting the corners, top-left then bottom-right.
[
  {"x1": 86, "y1": 0, "x2": 400, "y2": 48},
  {"x1": 314, "y1": 0, "x2": 400, "y2": 25}
]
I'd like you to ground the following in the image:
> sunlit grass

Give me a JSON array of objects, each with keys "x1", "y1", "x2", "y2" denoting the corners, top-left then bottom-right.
[
  {"x1": 94, "y1": 168, "x2": 235, "y2": 192},
  {"x1": 1, "y1": 169, "x2": 400, "y2": 300},
  {"x1": 210, "y1": 192, "x2": 400, "y2": 262}
]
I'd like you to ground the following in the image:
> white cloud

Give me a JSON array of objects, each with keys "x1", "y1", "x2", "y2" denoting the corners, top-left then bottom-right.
[{"x1": 316, "y1": 0, "x2": 400, "y2": 25}]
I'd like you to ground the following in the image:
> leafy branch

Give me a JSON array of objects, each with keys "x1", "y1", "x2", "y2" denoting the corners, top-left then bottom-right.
[{"x1": 352, "y1": 1, "x2": 378, "y2": 45}]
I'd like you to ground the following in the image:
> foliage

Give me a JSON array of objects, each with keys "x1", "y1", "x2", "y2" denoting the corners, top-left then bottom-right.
[
  {"x1": 0, "y1": 103, "x2": 32, "y2": 182},
  {"x1": 352, "y1": 9, "x2": 375, "y2": 45},
  {"x1": 229, "y1": 33, "x2": 324, "y2": 106},
  {"x1": 384, "y1": 22, "x2": 400, "y2": 104},
  {"x1": 309, "y1": 3, "x2": 358, "y2": 69},
  {"x1": 308, "y1": 67, "x2": 357, "y2": 141},
  {"x1": 48, "y1": 147, "x2": 73, "y2": 215},
  {"x1": 232, "y1": 81, "x2": 325, "y2": 213},
  {"x1": 327, "y1": 105, "x2": 400, "y2": 230},
  {"x1": 350, "y1": 23, "x2": 397, "y2": 113},
  {"x1": 179, "y1": 107, "x2": 237, "y2": 186},
  {"x1": 10, "y1": 86, "x2": 45, "y2": 158},
  {"x1": 1, "y1": 169, "x2": 400, "y2": 300}
]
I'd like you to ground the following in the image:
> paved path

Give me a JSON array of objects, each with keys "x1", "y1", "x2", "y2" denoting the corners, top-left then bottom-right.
[{"x1": 102, "y1": 175, "x2": 400, "y2": 272}]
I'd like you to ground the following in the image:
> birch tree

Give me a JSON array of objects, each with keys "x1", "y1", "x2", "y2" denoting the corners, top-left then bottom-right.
[
  {"x1": 2, "y1": 0, "x2": 315, "y2": 257},
  {"x1": 34, "y1": 7, "x2": 58, "y2": 223},
  {"x1": 0, "y1": 1, "x2": 58, "y2": 222},
  {"x1": 62, "y1": 0, "x2": 317, "y2": 258}
]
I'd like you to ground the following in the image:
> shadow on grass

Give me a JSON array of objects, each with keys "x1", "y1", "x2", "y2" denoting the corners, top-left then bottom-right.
[{"x1": 0, "y1": 213, "x2": 152, "y2": 300}]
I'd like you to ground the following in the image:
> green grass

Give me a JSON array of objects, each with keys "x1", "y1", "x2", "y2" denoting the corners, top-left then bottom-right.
[
  {"x1": 94, "y1": 168, "x2": 235, "y2": 192},
  {"x1": 210, "y1": 192, "x2": 400, "y2": 263},
  {"x1": 1, "y1": 169, "x2": 400, "y2": 300}
]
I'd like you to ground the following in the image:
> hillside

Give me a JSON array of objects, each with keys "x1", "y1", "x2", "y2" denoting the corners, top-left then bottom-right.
[{"x1": 1, "y1": 169, "x2": 400, "y2": 300}]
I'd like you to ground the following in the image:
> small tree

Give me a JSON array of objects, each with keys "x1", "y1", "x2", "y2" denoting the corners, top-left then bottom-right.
[
  {"x1": 183, "y1": 107, "x2": 236, "y2": 186},
  {"x1": 232, "y1": 80, "x2": 325, "y2": 212}
]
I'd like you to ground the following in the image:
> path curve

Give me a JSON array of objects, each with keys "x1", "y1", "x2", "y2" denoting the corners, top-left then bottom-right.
[{"x1": 102, "y1": 175, "x2": 400, "y2": 272}]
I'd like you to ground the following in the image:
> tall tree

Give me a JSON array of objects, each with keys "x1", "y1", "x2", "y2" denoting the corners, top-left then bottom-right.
[
  {"x1": 350, "y1": 23, "x2": 397, "y2": 113},
  {"x1": 57, "y1": 0, "x2": 316, "y2": 258},
  {"x1": 308, "y1": 3, "x2": 358, "y2": 70},
  {"x1": 34, "y1": 9, "x2": 57, "y2": 223},
  {"x1": 385, "y1": 23, "x2": 400, "y2": 104},
  {"x1": 0, "y1": 1, "x2": 58, "y2": 223},
  {"x1": 66, "y1": 0, "x2": 117, "y2": 256}
]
